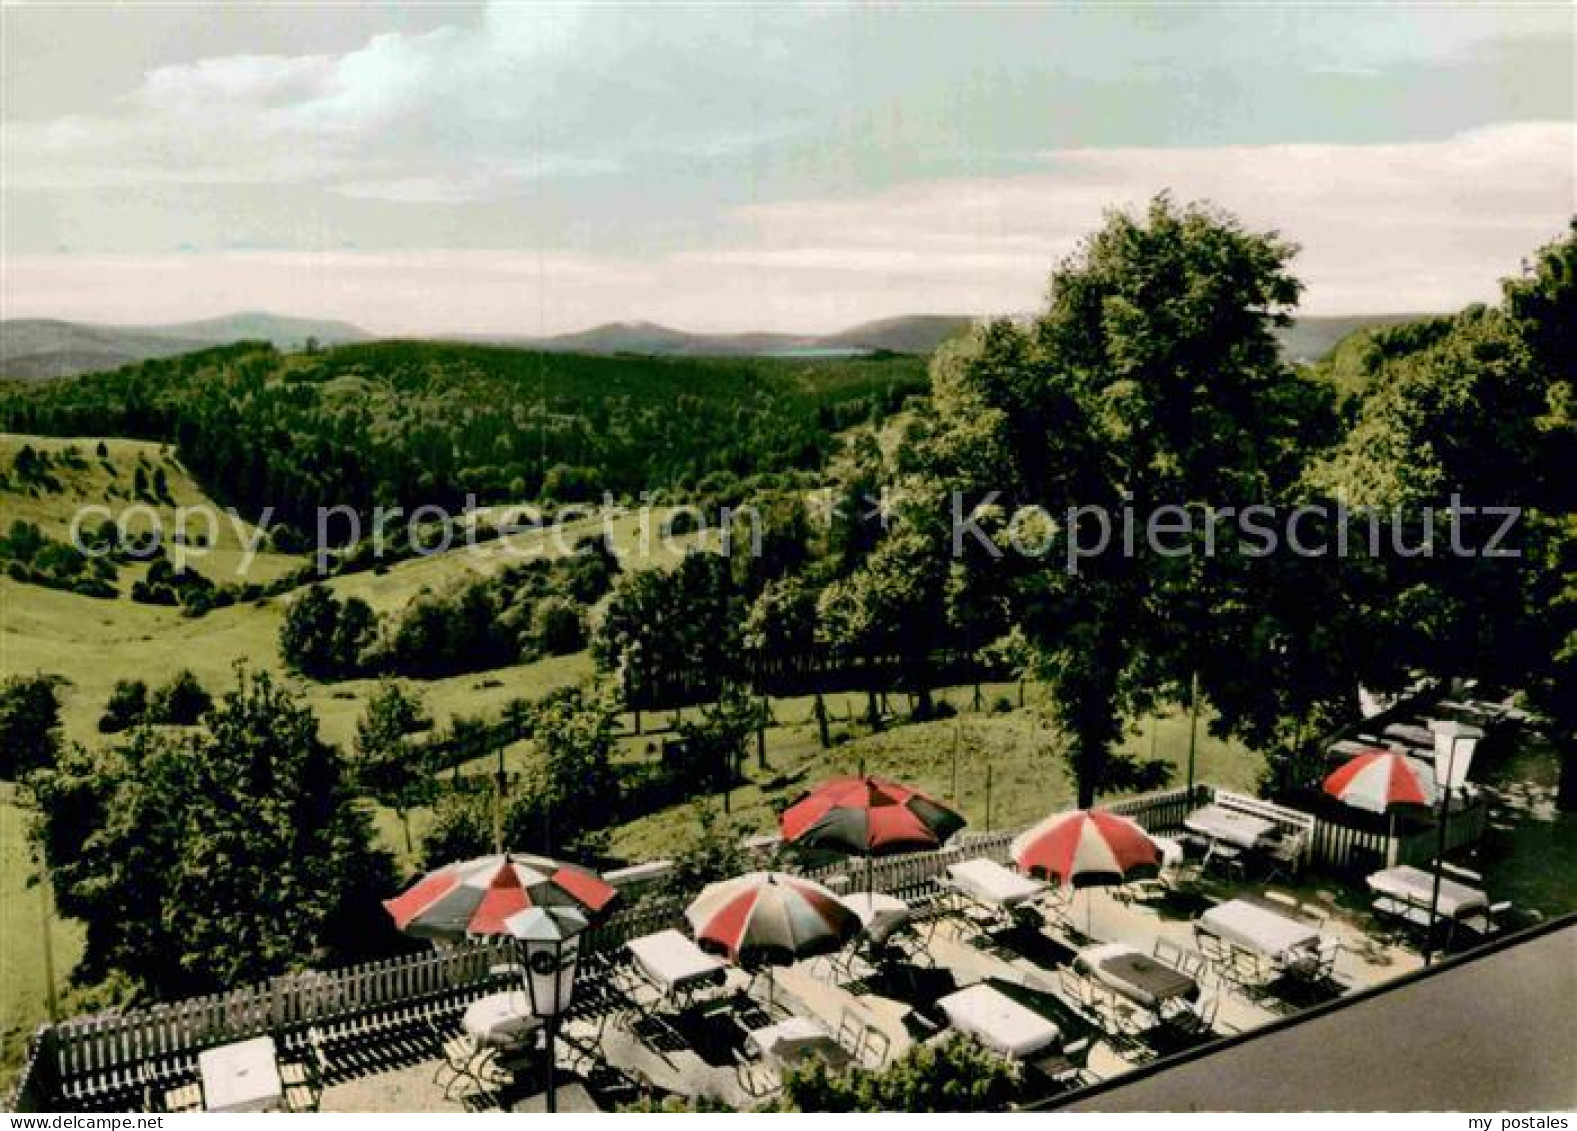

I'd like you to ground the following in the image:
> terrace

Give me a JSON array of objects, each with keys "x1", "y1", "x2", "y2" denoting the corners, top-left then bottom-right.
[{"x1": 11, "y1": 754, "x2": 1550, "y2": 1114}]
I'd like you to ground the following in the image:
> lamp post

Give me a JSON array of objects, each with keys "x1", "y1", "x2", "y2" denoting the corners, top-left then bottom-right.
[
  {"x1": 505, "y1": 905, "x2": 587, "y2": 1113},
  {"x1": 1424, "y1": 720, "x2": 1483, "y2": 965}
]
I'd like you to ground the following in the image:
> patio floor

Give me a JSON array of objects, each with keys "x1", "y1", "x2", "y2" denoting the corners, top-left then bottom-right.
[{"x1": 318, "y1": 871, "x2": 1425, "y2": 1113}]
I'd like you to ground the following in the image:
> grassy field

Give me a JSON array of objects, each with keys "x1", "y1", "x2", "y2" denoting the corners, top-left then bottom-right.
[
  {"x1": 0, "y1": 787, "x2": 84, "y2": 1079},
  {"x1": 1, "y1": 433, "x2": 714, "y2": 746},
  {"x1": 606, "y1": 689, "x2": 1262, "y2": 862},
  {"x1": 1, "y1": 433, "x2": 302, "y2": 586}
]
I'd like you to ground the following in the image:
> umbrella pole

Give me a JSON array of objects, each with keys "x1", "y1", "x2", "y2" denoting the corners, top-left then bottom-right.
[
  {"x1": 865, "y1": 852, "x2": 874, "y2": 895},
  {"x1": 545, "y1": 1013, "x2": 558, "y2": 1113}
]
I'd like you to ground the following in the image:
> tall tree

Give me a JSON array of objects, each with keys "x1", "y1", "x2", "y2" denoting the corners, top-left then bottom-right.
[
  {"x1": 29, "y1": 669, "x2": 396, "y2": 998},
  {"x1": 917, "y1": 196, "x2": 1308, "y2": 805},
  {"x1": 354, "y1": 681, "x2": 436, "y2": 854},
  {"x1": 0, "y1": 674, "x2": 65, "y2": 780}
]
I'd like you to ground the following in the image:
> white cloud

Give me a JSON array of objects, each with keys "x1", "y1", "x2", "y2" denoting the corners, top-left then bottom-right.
[
  {"x1": 3, "y1": 123, "x2": 1570, "y2": 330},
  {"x1": 0, "y1": 3, "x2": 803, "y2": 199}
]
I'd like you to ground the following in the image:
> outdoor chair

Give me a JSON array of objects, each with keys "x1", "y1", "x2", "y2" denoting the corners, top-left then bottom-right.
[
  {"x1": 1194, "y1": 926, "x2": 1232, "y2": 967},
  {"x1": 1169, "y1": 991, "x2": 1235, "y2": 1037},
  {"x1": 1154, "y1": 937, "x2": 1211, "y2": 984},
  {"x1": 1152, "y1": 936, "x2": 1184, "y2": 965},
  {"x1": 1204, "y1": 844, "x2": 1248, "y2": 882},
  {"x1": 837, "y1": 1005, "x2": 891, "y2": 1069},
  {"x1": 731, "y1": 1044, "x2": 775, "y2": 1100},
  {"x1": 1057, "y1": 967, "x2": 1088, "y2": 1005},
  {"x1": 154, "y1": 1080, "x2": 203, "y2": 1114},
  {"x1": 1024, "y1": 1035, "x2": 1095, "y2": 1094},
  {"x1": 1263, "y1": 832, "x2": 1307, "y2": 881},
  {"x1": 1227, "y1": 943, "x2": 1269, "y2": 988},
  {"x1": 428, "y1": 1020, "x2": 484, "y2": 1102},
  {"x1": 279, "y1": 1057, "x2": 322, "y2": 1113}
]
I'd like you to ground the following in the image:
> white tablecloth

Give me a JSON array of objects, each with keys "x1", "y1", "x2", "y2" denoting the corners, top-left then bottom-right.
[
  {"x1": 200, "y1": 1036, "x2": 283, "y2": 1113},
  {"x1": 844, "y1": 892, "x2": 912, "y2": 943},
  {"x1": 1184, "y1": 806, "x2": 1275, "y2": 849},
  {"x1": 946, "y1": 859, "x2": 1047, "y2": 908},
  {"x1": 1367, "y1": 865, "x2": 1488, "y2": 919},
  {"x1": 1200, "y1": 899, "x2": 1321, "y2": 961},
  {"x1": 463, "y1": 991, "x2": 542, "y2": 1048},
  {"x1": 938, "y1": 983, "x2": 1060, "y2": 1058},
  {"x1": 627, "y1": 929, "x2": 726, "y2": 992}
]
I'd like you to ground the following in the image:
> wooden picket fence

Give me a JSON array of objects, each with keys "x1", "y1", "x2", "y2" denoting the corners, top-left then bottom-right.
[{"x1": 1309, "y1": 792, "x2": 1489, "y2": 873}]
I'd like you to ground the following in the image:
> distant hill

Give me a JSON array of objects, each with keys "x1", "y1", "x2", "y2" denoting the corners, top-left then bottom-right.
[
  {"x1": 817, "y1": 314, "x2": 977, "y2": 354},
  {"x1": 460, "y1": 312, "x2": 1430, "y2": 363},
  {"x1": 0, "y1": 313, "x2": 369, "y2": 379},
  {"x1": 453, "y1": 313, "x2": 980, "y2": 358},
  {"x1": 1275, "y1": 314, "x2": 1433, "y2": 365},
  {"x1": 138, "y1": 312, "x2": 369, "y2": 349},
  {"x1": 3, "y1": 309, "x2": 1432, "y2": 381}
]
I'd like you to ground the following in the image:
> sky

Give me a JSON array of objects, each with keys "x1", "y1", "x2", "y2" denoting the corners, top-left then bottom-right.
[{"x1": 2, "y1": 1, "x2": 1573, "y2": 335}]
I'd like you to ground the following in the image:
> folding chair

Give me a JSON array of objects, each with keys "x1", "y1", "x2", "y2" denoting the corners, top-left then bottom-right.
[
  {"x1": 428, "y1": 1020, "x2": 490, "y2": 1102},
  {"x1": 1228, "y1": 943, "x2": 1268, "y2": 988},
  {"x1": 1153, "y1": 937, "x2": 1184, "y2": 966}
]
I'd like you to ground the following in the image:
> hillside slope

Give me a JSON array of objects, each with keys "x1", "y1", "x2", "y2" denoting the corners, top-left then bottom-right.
[{"x1": 0, "y1": 313, "x2": 368, "y2": 379}]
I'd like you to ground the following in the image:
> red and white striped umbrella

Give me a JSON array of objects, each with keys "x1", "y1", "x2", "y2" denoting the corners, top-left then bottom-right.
[
  {"x1": 1323, "y1": 749, "x2": 1438, "y2": 814},
  {"x1": 781, "y1": 776, "x2": 966, "y2": 857},
  {"x1": 684, "y1": 871, "x2": 858, "y2": 966},
  {"x1": 384, "y1": 852, "x2": 618, "y2": 940},
  {"x1": 1011, "y1": 808, "x2": 1162, "y2": 888}
]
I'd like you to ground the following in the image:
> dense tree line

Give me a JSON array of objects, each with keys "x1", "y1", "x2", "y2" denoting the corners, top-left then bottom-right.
[
  {"x1": 280, "y1": 534, "x2": 621, "y2": 681},
  {"x1": 0, "y1": 341, "x2": 927, "y2": 534},
  {"x1": 0, "y1": 519, "x2": 118, "y2": 598}
]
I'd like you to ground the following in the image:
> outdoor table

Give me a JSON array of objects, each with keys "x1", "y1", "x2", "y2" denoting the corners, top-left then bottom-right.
[
  {"x1": 1150, "y1": 835, "x2": 1185, "y2": 870},
  {"x1": 463, "y1": 990, "x2": 543, "y2": 1049},
  {"x1": 627, "y1": 929, "x2": 727, "y2": 1000},
  {"x1": 749, "y1": 1016, "x2": 853, "y2": 1072},
  {"x1": 845, "y1": 892, "x2": 912, "y2": 944},
  {"x1": 199, "y1": 1036, "x2": 283, "y2": 1113},
  {"x1": 937, "y1": 982, "x2": 1061, "y2": 1058},
  {"x1": 1367, "y1": 865, "x2": 1488, "y2": 920},
  {"x1": 1184, "y1": 805, "x2": 1275, "y2": 849},
  {"x1": 1200, "y1": 898, "x2": 1322, "y2": 964},
  {"x1": 1383, "y1": 722, "x2": 1438, "y2": 749},
  {"x1": 945, "y1": 858, "x2": 1047, "y2": 909},
  {"x1": 1075, "y1": 942, "x2": 1199, "y2": 1010}
]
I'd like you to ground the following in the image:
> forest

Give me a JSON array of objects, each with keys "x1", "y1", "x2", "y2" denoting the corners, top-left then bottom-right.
[{"x1": 0, "y1": 342, "x2": 928, "y2": 534}]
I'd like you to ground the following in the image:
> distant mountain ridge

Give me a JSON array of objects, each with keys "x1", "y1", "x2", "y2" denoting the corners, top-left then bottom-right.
[
  {"x1": 456, "y1": 312, "x2": 1435, "y2": 363},
  {"x1": 2, "y1": 310, "x2": 1432, "y2": 380},
  {"x1": 446, "y1": 314, "x2": 980, "y2": 358},
  {"x1": 1, "y1": 313, "x2": 369, "y2": 379}
]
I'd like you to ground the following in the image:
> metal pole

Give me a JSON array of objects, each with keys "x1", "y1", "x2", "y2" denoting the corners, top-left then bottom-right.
[
  {"x1": 951, "y1": 721, "x2": 960, "y2": 800},
  {"x1": 1185, "y1": 669, "x2": 1201, "y2": 796},
  {"x1": 38, "y1": 860, "x2": 58, "y2": 1022},
  {"x1": 985, "y1": 765, "x2": 993, "y2": 833},
  {"x1": 545, "y1": 1012, "x2": 558, "y2": 1113},
  {"x1": 1423, "y1": 737, "x2": 1458, "y2": 966},
  {"x1": 493, "y1": 742, "x2": 506, "y2": 855}
]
